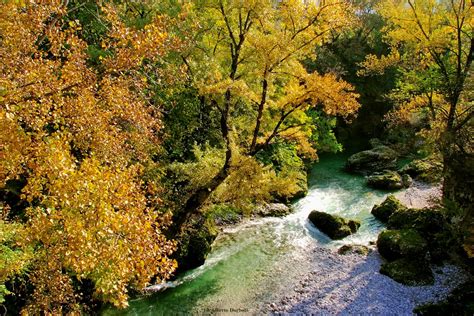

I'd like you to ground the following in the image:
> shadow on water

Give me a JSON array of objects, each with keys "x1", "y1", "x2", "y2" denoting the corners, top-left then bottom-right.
[{"x1": 103, "y1": 270, "x2": 221, "y2": 315}]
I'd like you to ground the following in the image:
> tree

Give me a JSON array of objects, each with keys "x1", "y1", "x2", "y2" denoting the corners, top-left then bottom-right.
[
  {"x1": 305, "y1": 0, "x2": 399, "y2": 149},
  {"x1": 359, "y1": 0, "x2": 473, "y2": 208},
  {"x1": 0, "y1": 1, "x2": 181, "y2": 312},
  {"x1": 173, "y1": 0, "x2": 360, "y2": 223}
]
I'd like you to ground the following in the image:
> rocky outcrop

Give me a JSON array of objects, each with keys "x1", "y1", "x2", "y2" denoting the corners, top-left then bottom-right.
[
  {"x1": 367, "y1": 170, "x2": 405, "y2": 190},
  {"x1": 375, "y1": 202, "x2": 458, "y2": 285},
  {"x1": 256, "y1": 203, "x2": 292, "y2": 217},
  {"x1": 387, "y1": 207, "x2": 447, "y2": 232},
  {"x1": 345, "y1": 145, "x2": 398, "y2": 174},
  {"x1": 174, "y1": 214, "x2": 218, "y2": 272},
  {"x1": 377, "y1": 229, "x2": 428, "y2": 261},
  {"x1": 399, "y1": 157, "x2": 443, "y2": 183},
  {"x1": 371, "y1": 195, "x2": 407, "y2": 223},
  {"x1": 380, "y1": 258, "x2": 434, "y2": 286},
  {"x1": 308, "y1": 211, "x2": 360, "y2": 240},
  {"x1": 387, "y1": 207, "x2": 452, "y2": 262}
]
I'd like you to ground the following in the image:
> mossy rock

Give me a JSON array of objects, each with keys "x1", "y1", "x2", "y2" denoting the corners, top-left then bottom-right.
[
  {"x1": 414, "y1": 281, "x2": 474, "y2": 315},
  {"x1": 367, "y1": 170, "x2": 404, "y2": 190},
  {"x1": 388, "y1": 207, "x2": 448, "y2": 234},
  {"x1": 388, "y1": 208, "x2": 454, "y2": 263},
  {"x1": 256, "y1": 203, "x2": 292, "y2": 217},
  {"x1": 377, "y1": 229, "x2": 428, "y2": 261},
  {"x1": 369, "y1": 138, "x2": 384, "y2": 148},
  {"x1": 337, "y1": 244, "x2": 371, "y2": 256},
  {"x1": 380, "y1": 258, "x2": 434, "y2": 286},
  {"x1": 345, "y1": 145, "x2": 398, "y2": 174},
  {"x1": 371, "y1": 195, "x2": 407, "y2": 223},
  {"x1": 402, "y1": 174, "x2": 413, "y2": 187},
  {"x1": 206, "y1": 204, "x2": 242, "y2": 226},
  {"x1": 174, "y1": 215, "x2": 218, "y2": 272},
  {"x1": 308, "y1": 211, "x2": 360, "y2": 240},
  {"x1": 399, "y1": 157, "x2": 443, "y2": 183}
]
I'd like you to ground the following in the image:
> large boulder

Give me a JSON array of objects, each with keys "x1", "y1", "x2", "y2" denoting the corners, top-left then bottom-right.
[
  {"x1": 308, "y1": 211, "x2": 360, "y2": 240},
  {"x1": 345, "y1": 145, "x2": 398, "y2": 174},
  {"x1": 387, "y1": 207, "x2": 452, "y2": 262},
  {"x1": 367, "y1": 170, "x2": 405, "y2": 190},
  {"x1": 380, "y1": 258, "x2": 434, "y2": 286},
  {"x1": 371, "y1": 195, "x2": 407, "y2": 223},
  {"x1": 399, "y1": 157, "x2": 443, "y2": 183},
  {"x1": 387, "y1": 207, "x2": 448, "y2": 233},
  {"x1": 377, "y1": 229, "x2": 428, "y2": 261},
  {"x1": 256, "y1": 203, "x2": 292, "y2": 217}
]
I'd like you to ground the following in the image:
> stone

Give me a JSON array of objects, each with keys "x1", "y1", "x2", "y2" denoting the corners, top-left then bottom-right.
[
  {"x1": 380, "y1": 258, "x2": 434, "y2": 286},
  {"x1": 387, "y1": 207, "x2": 452, "y2": 263},
  {"x1": 345, "y1": 145, "x2": 398, "y2": 174},
  {"x1": 387, "y1": 207, "x2": 448, "y2": 234},
  {"x1": 367, "y1": 170, "x2": 404, "y2": 190},
  {"x1": 377, "y1": 229, "x2": 428, "y2": 261},
  {"x1": 308, "y1": 211, "x2": 360, "y2": 240},
  {"x1": 401, "y1": 174, "x2": 413, "y2": 187},
  {"x1": 371, "y1": 195, "x2": 407, "y2": 223},
  {"x1": 337, "y1": 244, "x2": 371, "y2": 256},
  {"x1": 399, "y1": 157, "x2": 443, "y2": 183},
  {"x1": 256, "y1": 203, "x2": 292, "y2": 217},
  {"x1": 369, "y1": 138, "x2": 384, "y2": 148}
]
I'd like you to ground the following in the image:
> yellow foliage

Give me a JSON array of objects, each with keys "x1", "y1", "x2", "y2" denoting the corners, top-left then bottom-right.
[
  {"x1": 0, "y1": 1, "x2": 179, "y2": 311},
  {"x1": 187, "y1": 0, "x2": 359, "y2": 156}
]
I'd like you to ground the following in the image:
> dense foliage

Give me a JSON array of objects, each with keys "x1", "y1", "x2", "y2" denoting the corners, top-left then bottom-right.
[
  {"x1": 0, "y1": 1, "x2": 180, "y2": 312},
  {"x1": 0, "y1": 0, "x2": 472, "y2": 313}
]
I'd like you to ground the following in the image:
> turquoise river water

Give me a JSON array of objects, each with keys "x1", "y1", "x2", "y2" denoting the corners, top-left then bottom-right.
[{"x1": 104, "y1": 154, "x2": 409, "y2": 315}]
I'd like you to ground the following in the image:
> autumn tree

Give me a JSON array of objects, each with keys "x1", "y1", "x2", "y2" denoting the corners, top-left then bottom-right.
[
  {"x1": 359, "y1": 0, "x2": 473, "y2": 209},
  {"x1": 168, "y1": 0, "x2": 360, "y2": 223},
  {"x1": 305, "y1": 0, "x2": 398, "y2": 147},
  {"x1": 357, "y1": 0, "x2": 473, "y2": 259},
  {"x1": 0, "y1": 0, "x2": 183, "y2": 312}
]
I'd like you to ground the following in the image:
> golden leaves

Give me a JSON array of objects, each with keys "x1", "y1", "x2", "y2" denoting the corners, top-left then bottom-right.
[
  {"x1": 358, "y1": 50, "x2": 401, "y2": 76},
  {"x1": 0, "y1": 0, "x2": 178, "y2": 312}
]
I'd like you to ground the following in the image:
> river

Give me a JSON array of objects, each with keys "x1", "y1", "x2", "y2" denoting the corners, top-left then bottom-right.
[{"x1": 104, "y1": 153, "x2": 461, "y2": 315}]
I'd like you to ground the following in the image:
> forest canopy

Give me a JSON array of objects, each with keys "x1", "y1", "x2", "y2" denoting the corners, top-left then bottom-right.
[{"x1": 0, "y1": 0, "x2": 472, "y2": 313}]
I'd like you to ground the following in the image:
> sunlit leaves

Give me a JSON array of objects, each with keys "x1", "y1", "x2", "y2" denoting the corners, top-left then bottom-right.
[
  {"x1": 0, "y1": 0, "x2": 178, "y2": 312},
  {"x1": 359, "y1": 0, "x2": 473, "y2": 135}
]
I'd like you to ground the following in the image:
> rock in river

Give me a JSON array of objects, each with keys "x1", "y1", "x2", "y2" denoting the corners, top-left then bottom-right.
[
  {"x1": 308, "y1": 211, "x2": 360, "y2": 240},
  {"x1": 371, "y1": 195, "x2": 407, "y2": 223},
  {"x1": 367, "y1": 170, "x2": 405, "y2": 190},
  {"x1": 345, "y1": 145, "x2": 398, "y2": 174},
  {"x1": 256, "y1": 203, "x2": 292, "y2": 217}
]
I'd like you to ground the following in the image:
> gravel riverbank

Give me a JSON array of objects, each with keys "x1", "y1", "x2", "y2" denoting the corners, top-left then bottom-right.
[
  {"x1": 263, "y1": 246, "x2": 468, "y2": 315},
  {"x1": 260, "y1": 181, "x2": 470, "y2": 315}
]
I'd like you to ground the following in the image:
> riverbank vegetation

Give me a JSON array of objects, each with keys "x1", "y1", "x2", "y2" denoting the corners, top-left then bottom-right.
[{"x1": 0, "y1": 0, "x2": 472, "y2": 313}]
